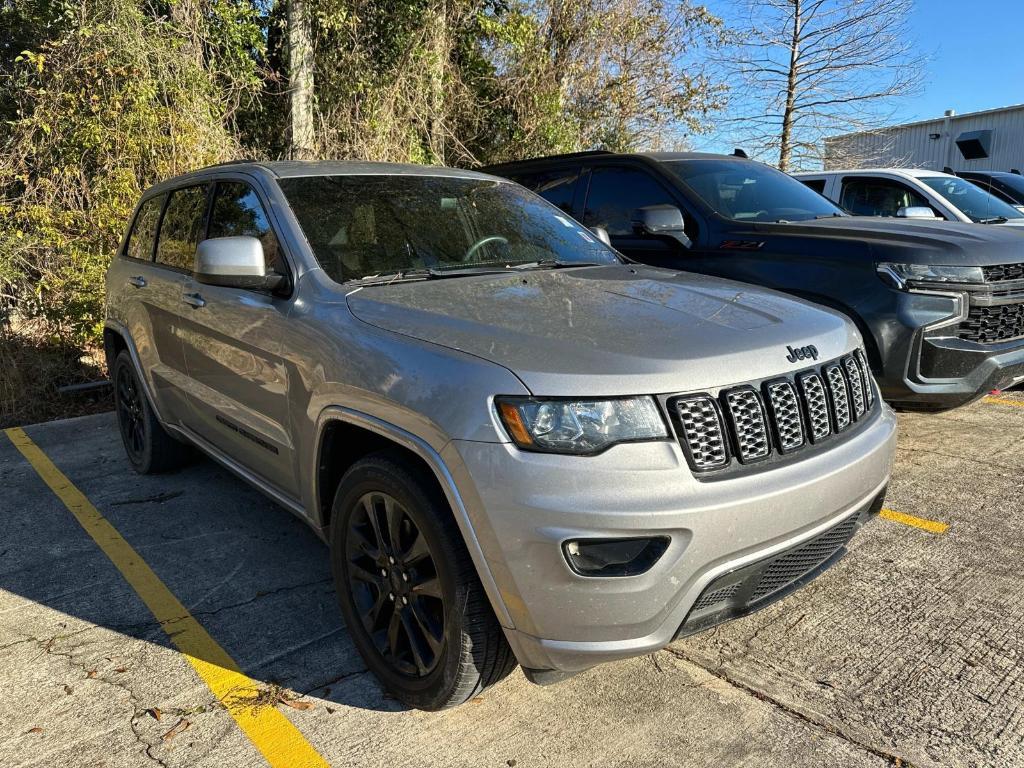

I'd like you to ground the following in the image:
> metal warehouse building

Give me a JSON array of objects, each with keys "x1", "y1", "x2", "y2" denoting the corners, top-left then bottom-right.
[{"x1": 824, "y1": 104, "x2": 1024, "y2": 172}]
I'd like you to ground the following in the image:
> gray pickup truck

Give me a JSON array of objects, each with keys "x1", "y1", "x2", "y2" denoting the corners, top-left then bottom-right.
[{"x1": 104, "y1": 161, "x2": 896, "y2": 710}]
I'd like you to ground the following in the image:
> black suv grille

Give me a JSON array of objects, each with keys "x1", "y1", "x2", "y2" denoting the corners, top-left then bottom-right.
[
  {"x1": 670, "y1": 351, "x2": 875, "y2": 473},
  {"x1": 982, "y1": 263, "x2": 1024, "y2": 282},
  {"x1": 958, "y1": 303, "x2": 1024, "y2": 344}
]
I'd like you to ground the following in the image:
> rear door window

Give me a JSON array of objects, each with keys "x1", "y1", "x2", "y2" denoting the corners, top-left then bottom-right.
[
  {"x1": 514, "y1": 169, "x2": 580, "y2": 214},
  {"x1": 582, "y1": 166, "x2": 681, "y2": 235},
  {"x1": 125, "y1": 195, "x2": 165, "y2": 261},
  {"x1": 155, "y1": 184, "x2": 210, "y2": 271},
  {"x1": 207, "y1": 182, "x2": 286, "y2": 275},
  {"x1": 839, "y1": 177, "x2": 934, "y2": 217}
]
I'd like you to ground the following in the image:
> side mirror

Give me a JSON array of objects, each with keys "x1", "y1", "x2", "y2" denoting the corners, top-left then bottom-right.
[
  {"x1": 631, "y1": 205, "x2": 692, "y2": 249},
  {"x1": 590, "y1": 226, "x2": 612, "y2": 246},
  {"x1": 896, "y1": 206, "x2": 938, "y2": 220},
  {"x1": 194, "y1": 236, "x2": 285, "y2": 291}
]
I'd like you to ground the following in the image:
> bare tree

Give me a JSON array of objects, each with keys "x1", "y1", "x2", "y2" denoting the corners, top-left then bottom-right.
[{"x1": 721, "y1": 0, "x2": 924, "y2": 171}]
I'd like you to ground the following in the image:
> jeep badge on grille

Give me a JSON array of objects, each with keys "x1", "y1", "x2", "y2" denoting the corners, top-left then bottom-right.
[{"x1": 786, "y1": 344, "x2": 819, "y2": 363}]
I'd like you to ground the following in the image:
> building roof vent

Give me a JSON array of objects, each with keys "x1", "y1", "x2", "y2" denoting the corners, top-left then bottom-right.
[{"x1": 955, "y1": 129, "x2": 992, "y2": 160}]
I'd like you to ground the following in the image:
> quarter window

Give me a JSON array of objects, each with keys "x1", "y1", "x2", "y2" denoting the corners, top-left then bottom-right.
[
  {"x1": 125, "y1": 195, "x2": 165, "y2": 261},
  {"x1": 155, "y1": 185, "x2": 210, "y2": 270},
  {"x1": 207, "y1": 182, "x2": 285, "y2": 275},
  {"x1": 583, "y1": 167, "x2": 680, "y2": 235}
]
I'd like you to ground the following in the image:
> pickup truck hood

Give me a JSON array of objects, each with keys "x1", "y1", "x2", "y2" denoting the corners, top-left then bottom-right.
[
  {"x1": 345, "y1": 265, "x2": 859, "y2": 396},
  {"x1": 740, "y1": 217, "x2": 1024, "y2": 265}
]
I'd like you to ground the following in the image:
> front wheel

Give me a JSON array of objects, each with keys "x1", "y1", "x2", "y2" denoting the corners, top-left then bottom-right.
[{"x1": 329, "y1": 452, "x2": 516, "y2": 710}]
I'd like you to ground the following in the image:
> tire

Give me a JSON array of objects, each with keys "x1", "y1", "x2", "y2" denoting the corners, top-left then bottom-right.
[
  {"x1": 329, "y1": 452, "x2": 516, "y2": 710},
  {"x1": 112, "y1": 350, "x2": 193, "y2": 474}
]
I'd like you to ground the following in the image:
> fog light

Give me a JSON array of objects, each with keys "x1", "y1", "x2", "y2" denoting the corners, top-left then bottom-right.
[{"x1": 563, "y1": 537, "x2": 669, "y2": 577}]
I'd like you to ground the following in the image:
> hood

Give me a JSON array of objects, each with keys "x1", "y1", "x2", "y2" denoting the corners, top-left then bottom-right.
[
  {"x1": 345, "y1": 265, "x2": 859, "y2": 396},
  {"x1": 735, "y1": 217, "x2": 1024, "y2": 266}
]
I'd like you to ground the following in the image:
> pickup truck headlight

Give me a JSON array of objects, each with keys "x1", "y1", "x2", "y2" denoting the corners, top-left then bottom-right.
[
  {"x1": 877, "y1": 262, "x2": 985, "y2": 288},
  {"x1": 496, "y1": 396, "x2": 668, "y2": 455}
]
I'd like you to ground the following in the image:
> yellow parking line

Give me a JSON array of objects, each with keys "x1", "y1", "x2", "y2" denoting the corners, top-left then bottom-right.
[
  {"x1": 983, "y1": 396, "x2": 1024, "y2": 408},
  {"x1": 880, "y1": 508, "x2": 949, "y2": 535},
  {"x1": 4, "y1": 427, "x2": 330, "y2": 768}
]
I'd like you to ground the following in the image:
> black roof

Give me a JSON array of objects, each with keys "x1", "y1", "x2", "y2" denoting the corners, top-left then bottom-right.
[{"x1": 482, "y1": 150, "x2": 747, "y2": 172}]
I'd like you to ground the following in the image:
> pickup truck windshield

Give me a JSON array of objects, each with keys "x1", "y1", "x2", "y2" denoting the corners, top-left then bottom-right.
[
  {"x1": 665, "y1": 159, "x2": 845, "y2": 222},
  {"x1": 278, "y1": 175, "x2": 619, "y2": 282},
  {"x1": 918, "y1": 176, "x2": 1024, "y2": 222}
]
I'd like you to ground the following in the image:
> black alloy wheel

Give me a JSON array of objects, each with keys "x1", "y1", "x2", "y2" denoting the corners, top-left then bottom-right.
[
  {"x1": 346, "y1": 491, "x2": 445, "y2": 677},
  {"x1": 115, "y1": 360, "x2": 146, "y2": 463}
]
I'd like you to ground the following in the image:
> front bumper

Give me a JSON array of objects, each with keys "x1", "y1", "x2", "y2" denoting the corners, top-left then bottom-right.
[
  {"x1": 875, "y1": 289, "x2": 1024, "y2": 409},
  {"x1": 441, "y1": 403, "x2": 897, "y2": 674}
]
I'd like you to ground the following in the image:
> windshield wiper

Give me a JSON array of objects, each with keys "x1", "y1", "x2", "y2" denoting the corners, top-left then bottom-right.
[
  {"x1": 979, "y1": 216, "x2": 1009, "y2": 224},
  {"x1": 511, "y1": 259, "x2": 609, "y2": 270}
]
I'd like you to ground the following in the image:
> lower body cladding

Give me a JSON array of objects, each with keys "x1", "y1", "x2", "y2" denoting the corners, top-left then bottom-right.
[
  {"x1": 441, "y1": 405, "x2": 897, "y2": 681},
  {"x1": 876, "y1": 288, "x2": 1024, "y2": 410}
]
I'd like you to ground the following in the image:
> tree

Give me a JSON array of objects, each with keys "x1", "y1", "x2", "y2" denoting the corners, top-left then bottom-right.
[
  {"x1": 287, "y1": 0, "x2": 316, "y2": 158},
  {"x1": 484, "y1": 0, "x2": 727, "y2": 158},
  {"x1": 721, "y1": 0, "x2": 924, "y2": 170}
]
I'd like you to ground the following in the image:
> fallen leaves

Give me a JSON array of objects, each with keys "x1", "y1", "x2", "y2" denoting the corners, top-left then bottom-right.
[
  {"x1": 146, "y1": 707, "x2": 162, "y2": 722},
  {"x1": 161, "y1": 718, "x2": 190, "y2": 742},
  {"x1": 26, "y1": 727, "x2": 43, "y2": 734}
]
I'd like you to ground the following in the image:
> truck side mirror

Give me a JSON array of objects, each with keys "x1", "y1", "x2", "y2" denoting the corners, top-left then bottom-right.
[
  {"x1": 590, "y1": 226, "x2": 612, "y2": 246},
  {"x1": 896, "y1": 206, "x2": 938, "y2": 220},
  {"x1": 631, "y1": 205, "x2": 692, "y2": 249}
]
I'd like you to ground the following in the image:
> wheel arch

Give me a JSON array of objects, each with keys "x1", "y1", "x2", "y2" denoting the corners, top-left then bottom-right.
[{"x1": 313, "y1": 406, "x2": 514, "y2": 629}]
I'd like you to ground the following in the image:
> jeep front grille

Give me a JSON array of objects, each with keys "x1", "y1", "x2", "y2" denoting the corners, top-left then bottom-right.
[
  {"x1": 674, "y1": 395, "x2": 729, "y2": 470},
  {"x1": 824, "y1": 364, "x2": 851, "y2": 431},
  {"x1": 723, "y1": 388, "x2": 771, "y2": 461},
  {"x1": 957, "y1": 302, "x2": 1024, "y2": 344},
  {"x1": 765, "y1": 381, "x2": 804, "y2": 452},
  {"x1": 671, "y1": 351, "x2": 875, "y2": 473}
]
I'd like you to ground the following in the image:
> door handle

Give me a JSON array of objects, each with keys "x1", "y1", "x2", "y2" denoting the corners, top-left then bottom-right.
[
  {"x1": 127, "y1": 276, "x2": 146, "y2": 288},
  {"x1": 182, "y1": 292, "x2": 206, "y2": 309}
]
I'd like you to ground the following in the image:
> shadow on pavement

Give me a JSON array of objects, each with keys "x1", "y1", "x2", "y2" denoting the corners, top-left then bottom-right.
[{"x1": 0, "y1": 411, "x2": 400, "y2": 713}]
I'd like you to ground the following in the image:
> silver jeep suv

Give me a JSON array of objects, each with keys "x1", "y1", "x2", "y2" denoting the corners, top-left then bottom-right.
[{"x1": 104, "y1": 161, "x2": 897, "y2": 710}]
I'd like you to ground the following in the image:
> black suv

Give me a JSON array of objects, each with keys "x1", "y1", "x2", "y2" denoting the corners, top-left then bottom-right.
[
  {"x1": 485, "y1": 151, "x2": 1024, "y2": 410},
  {"x1": 956, "y1": 170, "x2": 1024, "y2": 213}
]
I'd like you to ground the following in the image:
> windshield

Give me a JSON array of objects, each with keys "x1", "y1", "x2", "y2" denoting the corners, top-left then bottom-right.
[
  {"x1": 664, "y1": 159, "x2": 845, "y2": 222},
  {"x1": 918, "y1": 176, "x2": 1024, "y2": 222},
  {"x1": 277, "y1": 175, "x2": 619, "y2": 282}
]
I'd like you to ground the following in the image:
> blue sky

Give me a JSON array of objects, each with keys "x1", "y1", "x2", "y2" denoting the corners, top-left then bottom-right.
[{"x1": 896, "y1": 1, "x2": 1024, "y2": 122}]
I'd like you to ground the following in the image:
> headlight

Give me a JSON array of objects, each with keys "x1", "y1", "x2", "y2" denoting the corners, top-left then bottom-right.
[
  {"x1": 495, "y1": 396, "x2": 668, "y2": 455},
  {"x1": 877, "y1": 262, "x2": 985, "y2": 288}
]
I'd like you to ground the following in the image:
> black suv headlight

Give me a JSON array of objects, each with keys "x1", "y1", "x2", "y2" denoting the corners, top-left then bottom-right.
[
  {"x1": 495, "y1": 396, "x2": 668, "y2": 455},
  {"x1": 877, "y1": 262, "x2": 985, "y2": 288}
]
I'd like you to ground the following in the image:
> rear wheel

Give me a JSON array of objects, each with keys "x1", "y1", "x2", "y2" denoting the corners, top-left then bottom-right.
[
  {"x1": 112, "y1": 350, "x2": 193, "y2": 474},
  {"x1": 329, "y1": 452, "x2": 516, "y2": 710}
]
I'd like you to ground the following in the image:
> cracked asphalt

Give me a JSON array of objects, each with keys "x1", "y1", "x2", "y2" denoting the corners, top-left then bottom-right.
[{"x1": 2, "y1": 392, "x2": 1023, "y2": 768}]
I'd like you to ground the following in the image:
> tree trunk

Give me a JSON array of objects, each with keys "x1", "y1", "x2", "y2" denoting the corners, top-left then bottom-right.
[
  {"x1": 288, "y1": 0, "x2": 315, "y2": 160},
  {"x1": 778, "y1": 0, "x2": 801, "y2": 171}
]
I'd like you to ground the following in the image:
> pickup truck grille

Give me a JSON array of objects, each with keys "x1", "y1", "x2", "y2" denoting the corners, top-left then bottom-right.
[
  {"x1": 671, "y1": 351, "x2": 875, "y2": 473},
  {"x1": 982, "y1": 263, "x2": 1024, "y2": 282},
  {"x1": 958, "y1": 303, "x2": 1024, "y2": 344}
]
